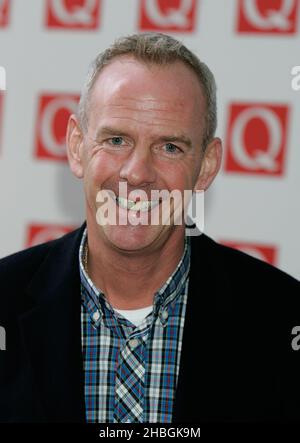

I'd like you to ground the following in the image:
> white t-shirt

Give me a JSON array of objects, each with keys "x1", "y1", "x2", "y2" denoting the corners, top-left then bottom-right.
[{"x1": 114, "y1": 305, "x2": 153, "y2": 327}]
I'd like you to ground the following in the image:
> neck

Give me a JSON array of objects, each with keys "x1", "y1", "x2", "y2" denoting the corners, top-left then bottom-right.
[{"x1": 85, "y1": 221, "x2": 185, "y2": 310}]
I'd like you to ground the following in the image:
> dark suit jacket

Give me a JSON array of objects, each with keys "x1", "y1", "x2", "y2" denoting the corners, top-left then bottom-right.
[{"x1": 0, "y1": 223, "x2": 300, "y2": 423}]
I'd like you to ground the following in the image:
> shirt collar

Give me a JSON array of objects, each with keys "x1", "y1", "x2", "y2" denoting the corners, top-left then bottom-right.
[{"x1": 79, "y1": 227, "x2": 190, "y2": 325}]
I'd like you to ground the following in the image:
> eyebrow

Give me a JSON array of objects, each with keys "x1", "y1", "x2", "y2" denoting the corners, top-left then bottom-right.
[
  {"x1": 95, "y1": 126, "x2": 193, "y2": 149},
  {"x1": 95, "y1": 126, "x2": 129, "y2": 140}
]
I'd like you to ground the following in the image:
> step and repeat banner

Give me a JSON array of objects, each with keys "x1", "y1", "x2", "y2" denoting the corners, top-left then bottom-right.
[{"x1": 0, "y1": 0, "x2": 299, "y2": 279}]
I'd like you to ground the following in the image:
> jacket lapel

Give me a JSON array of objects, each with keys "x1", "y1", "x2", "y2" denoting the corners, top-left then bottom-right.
[
  {"x1": 18, "y1": 223, "x2": 86, "y2": 422},
  {"x1": 173, "y1": 233, "x2": 233, "y2": 423}
]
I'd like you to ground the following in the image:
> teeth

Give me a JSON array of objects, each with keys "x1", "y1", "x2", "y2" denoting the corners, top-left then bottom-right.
[
  {"x1": 116, "y1": 197, "x2": 160, "y2": 212},
  {"x1": 117, "y1": 196, "x2": 135, "y2": 209}
]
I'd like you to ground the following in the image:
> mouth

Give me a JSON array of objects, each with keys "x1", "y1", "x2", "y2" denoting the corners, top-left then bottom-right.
[{"x1": 115, "y1": 196, "x2": 161, "y2": 212}]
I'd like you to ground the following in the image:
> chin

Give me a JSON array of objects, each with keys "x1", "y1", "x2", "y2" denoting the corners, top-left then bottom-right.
[{"x1": 102, "y1": 224, "x2": 167, "y2": 253}]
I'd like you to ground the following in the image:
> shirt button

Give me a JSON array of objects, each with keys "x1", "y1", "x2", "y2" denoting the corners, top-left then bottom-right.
[
  {"x1": 160, "y1": 310, "x2": 168, "y2": 320},
  {"x1": 128, "y1": 338, "x2": 139, "y2": 349},
  {"x1": 92, "y1": 310, "x2": 100, "y2": 322}
]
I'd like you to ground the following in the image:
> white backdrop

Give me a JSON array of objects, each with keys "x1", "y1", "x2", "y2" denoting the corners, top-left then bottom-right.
[{"x1": 0, "y1": 0, "x2": 299, "y2": 279}]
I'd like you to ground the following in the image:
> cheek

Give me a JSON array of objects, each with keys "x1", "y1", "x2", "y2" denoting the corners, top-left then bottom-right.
[
  {"x1": 160, "y1": 162, "x2": 194, "y2": 191},
  {"x1": 85, "y1": 152, "x2": 121, "y2": 187}
]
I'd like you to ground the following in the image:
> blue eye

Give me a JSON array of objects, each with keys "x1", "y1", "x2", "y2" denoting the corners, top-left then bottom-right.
[
  {"x1": 165, "y1": 143, "x2": 179, "y2": 153},
  {"x1": 111, "y1": 137, "x2": 123, "y2": 145}
]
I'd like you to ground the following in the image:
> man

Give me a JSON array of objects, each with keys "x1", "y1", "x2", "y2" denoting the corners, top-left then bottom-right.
[{"x1": 0, "y1": 33, "x2": 299, "y2": 423}]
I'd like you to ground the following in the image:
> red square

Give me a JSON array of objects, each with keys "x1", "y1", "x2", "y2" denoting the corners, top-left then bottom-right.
[
  {"x1": 224, "y1": 103, "x2": 289, "y2": 176},
  {"x1": 45, "y1": 0, "x2": 101, "y2": 30},
  {"x1": 34, "y1": 93, "x2": 79, "y2": 162},
  {"x1": 237, "y1": 0, "x2": 298, "y2": 35},
  {"x1": 139, "y1": 0, "x2": 197, "y2": 32},
  {"x1": 25, "y1": 223, "x2": 77, "y2": 248},
  {"x1": 0, "y1": 0, "x2": 10, "y2": 27},
  {"x1": 221, "y1": 240, "x2": 278, "y2": 266}
]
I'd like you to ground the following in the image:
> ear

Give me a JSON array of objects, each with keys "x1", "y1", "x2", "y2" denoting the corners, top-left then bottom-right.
[
  {"x1": 194, "y1": 137, "x2": 222, "y2": 192},
  {"x1": 66, "y1": 114, "x2": 84, "y2": 179}
]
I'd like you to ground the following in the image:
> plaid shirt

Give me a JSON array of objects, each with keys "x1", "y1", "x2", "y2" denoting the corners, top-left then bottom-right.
[{"x1": 79, "y1": 228, "x2": 190, "y2": 423}]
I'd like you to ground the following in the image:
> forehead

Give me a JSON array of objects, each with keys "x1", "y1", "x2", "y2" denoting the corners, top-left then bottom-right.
[{"x1": 89, "y1": 56, "x2": 205, "y2": 120}]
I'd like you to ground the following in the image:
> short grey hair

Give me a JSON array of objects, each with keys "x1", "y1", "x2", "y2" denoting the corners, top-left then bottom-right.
[{"x1": 78, "y1": 33, "x2": 217, "y2": 151}]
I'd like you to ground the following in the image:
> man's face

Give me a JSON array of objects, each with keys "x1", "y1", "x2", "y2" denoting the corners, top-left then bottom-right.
[{"x1": 68, "y1": 56, "x2": 220, "y2": 253}]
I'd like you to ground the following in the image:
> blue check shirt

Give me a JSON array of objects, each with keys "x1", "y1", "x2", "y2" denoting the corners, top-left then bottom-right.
[{"x1": 79, "y1": 228, "x2": 190, "y2": 423}]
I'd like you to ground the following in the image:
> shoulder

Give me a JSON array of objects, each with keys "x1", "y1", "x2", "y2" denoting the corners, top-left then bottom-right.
[
  {"x1": 0, "y1": 226, "x2": 83, "y2": 273},
  {"x1": 0, "y1": 241, "x2": 54, "y2": 317},
  {"x1": 191, "y1": 233, "x2": 300, "y2": 318},
  {"x1": 220, "y1": 240, "x2": 299, "y2": 287},
  {"x1": 0, "y1": 235, "x2": 61, "y2": 280},
  {"x1": 193, "y1": 233, "x2": 300, "y2": 288},
  {"x1": 0, "y1": 226, "x2": 83, "y2": 312},
  {"x1": 0, "y1": 241, "x2": 53, "y2": 275}
]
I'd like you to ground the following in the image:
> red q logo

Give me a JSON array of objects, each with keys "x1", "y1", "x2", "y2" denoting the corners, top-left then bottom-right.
[
  {"x1": 0, "y1": 0, "x2": 10, "y2": 27},
  {"x1": 25, "y1": 223, "x2": 77, "y2": 247},
  {"x1": 224, "y1": 103, "x2": 289, "y2": 176},
  {"x1": 139, "y1": 0, "x2": 197, "y2": 32},
  {"x1": 34, "y1": 93, "x2": 79, "y2": 162},
  {"x1": 221, "y1": 240, "x2": 277, "y2": 266},
  {"x1": 45, "y1": 0, "x2": 101, "y2": 30},
  {"x1": 237, "y1": 0, "x2": 298, "y2": 34}
]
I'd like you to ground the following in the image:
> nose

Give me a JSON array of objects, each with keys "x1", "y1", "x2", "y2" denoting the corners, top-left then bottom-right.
[{"x1": 119, "y1": 147, "x2": 156, "y2": 187}]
